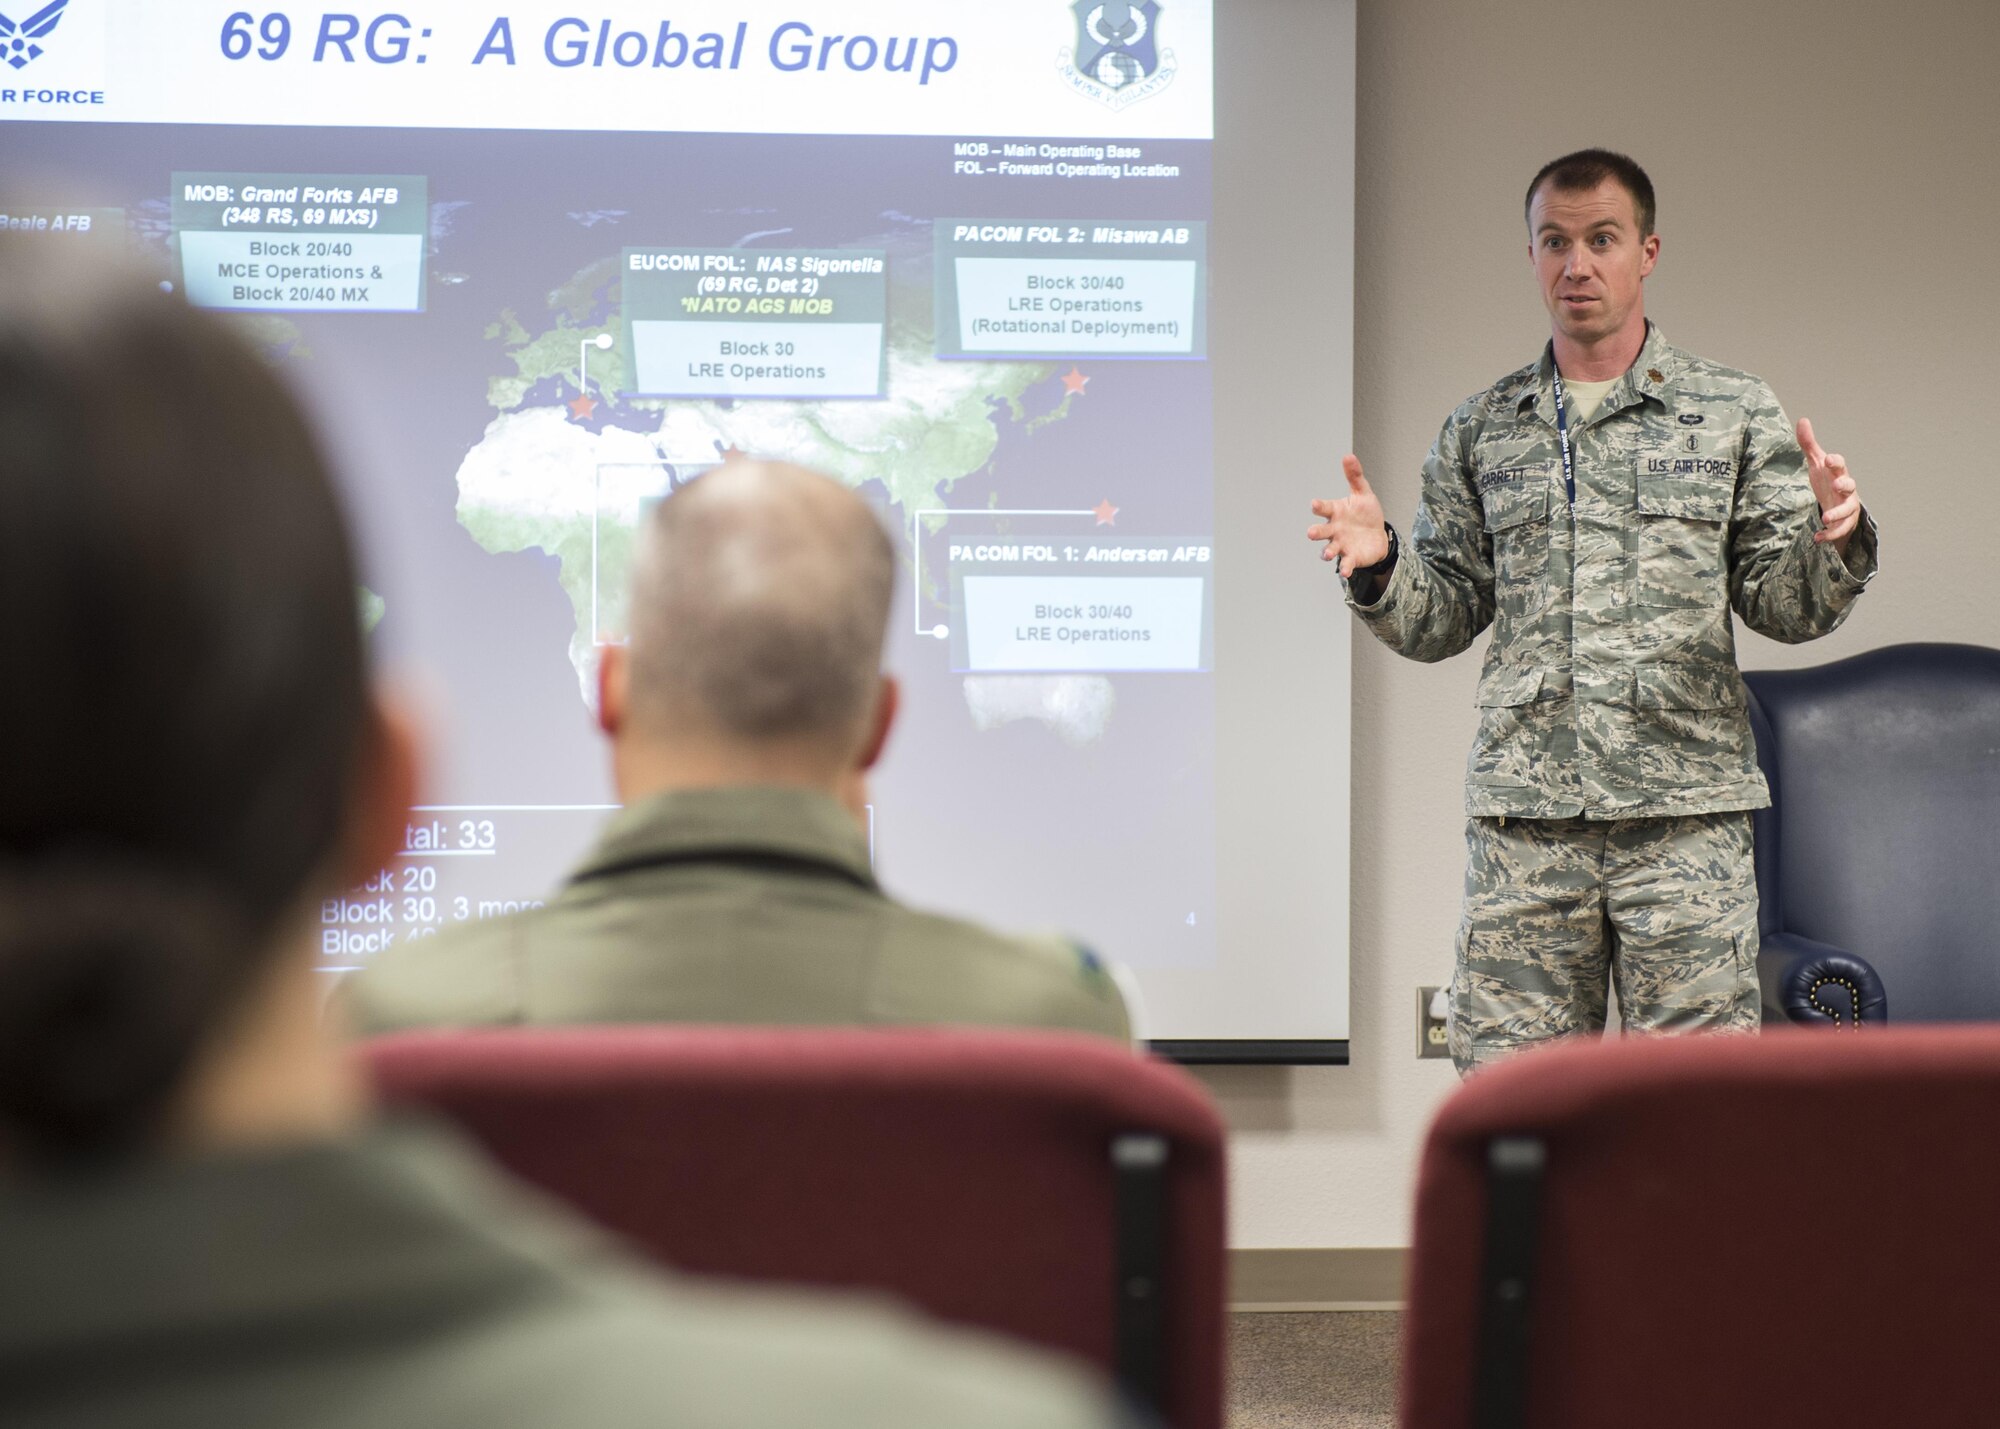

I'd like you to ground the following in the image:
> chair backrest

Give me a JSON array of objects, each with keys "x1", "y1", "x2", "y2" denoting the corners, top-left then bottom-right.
[
  {"x1": 1402, "y1": 1027, "x2": 2000, "y2": 1429},
  {"x1": 1745, "y1": 642, "x2": 2000, "y2": 1019},
  {"x1": 1744, "y1": 686, "x2": 1783, "y2": 938},
  {"x1": 362, "y1": 1025, "x2": 1226, "y2": 1429}
]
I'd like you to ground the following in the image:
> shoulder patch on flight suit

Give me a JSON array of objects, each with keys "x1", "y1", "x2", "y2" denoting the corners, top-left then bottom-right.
[{"x1": 1073, "y1": 944, "x2": 1115, "y2": 994}]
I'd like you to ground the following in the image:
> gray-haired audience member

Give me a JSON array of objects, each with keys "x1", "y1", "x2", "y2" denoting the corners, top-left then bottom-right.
[
  {"x1": 349, "y1": 459, "x2": 1132, "y2": 1040},
  {"x1": 0, "y1": 242, "x2": 1128, "y2": 1429}
]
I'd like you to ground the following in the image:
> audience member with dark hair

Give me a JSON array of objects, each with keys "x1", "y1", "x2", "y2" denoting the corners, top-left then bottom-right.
[
  {"x1": 0, "y1": 241, "x2": 1127, "y2": 1429},
  {"x1": 347, "y1": 458, "x2": 1132, "y2": 1040}
]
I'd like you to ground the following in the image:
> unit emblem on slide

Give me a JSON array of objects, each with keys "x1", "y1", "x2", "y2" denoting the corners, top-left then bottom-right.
[
  {"x1": 1, "y1": 0, "x2": 66, "y2": 69},
  {"x1": 1059, "y1": 0, "x2": 1178, "y2": 110},
  {"x1": 1075, "y1": 0, "x2": 1158, "y2": 88}
]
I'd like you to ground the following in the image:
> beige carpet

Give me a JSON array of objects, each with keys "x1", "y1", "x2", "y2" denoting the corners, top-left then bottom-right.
[{"x1": 1226, "y1": 1311, "x2": 1399, "y2": 1429}]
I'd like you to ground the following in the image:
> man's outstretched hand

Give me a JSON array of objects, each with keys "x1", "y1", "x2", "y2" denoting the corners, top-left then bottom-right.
[
  {"x1": 1308, "y1": 455, "x2": 1391, "y2": 578},
  {"x1": 1797, "y1": 418, "x2": 1861, "y2": 556}
]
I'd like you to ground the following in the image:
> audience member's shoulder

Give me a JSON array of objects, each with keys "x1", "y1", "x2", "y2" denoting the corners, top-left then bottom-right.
[
  {"x1": 397, "y1": 1128, "x2": 1125, "y2": 1429},
  {"x1": 481, "y1": 1270, "x2": 1125, "y2": 1429},
  {"x1": 339, "y1": 911, "x2": 535, "y2": 1035},
  {"x1": 878, "y1": 903, "x2": 1133, "y2": 1040}
]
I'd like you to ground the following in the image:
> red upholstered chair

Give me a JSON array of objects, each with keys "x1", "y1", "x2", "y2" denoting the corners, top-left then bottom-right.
[
  {"x1": 1402, "y1": 1027, "x2": 2000, "y2": 1429},
  {"x1": 362, "y1": 1026, "x2": 1226, "y2": 1429}
]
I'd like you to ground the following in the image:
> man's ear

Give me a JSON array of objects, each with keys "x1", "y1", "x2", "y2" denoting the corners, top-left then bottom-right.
[
  {"x1": 1640, "y1": 231, "x2": 1660, "y2": 278},
  {"x1": 597, "y1": 644, "x2": 629, "y2": 738},
  {"x1": 340, "y1": 688, "x2": 423, "y2": 890},
  {"x1": 856, "y1": 674, "x2": 899, "y2": 773}
]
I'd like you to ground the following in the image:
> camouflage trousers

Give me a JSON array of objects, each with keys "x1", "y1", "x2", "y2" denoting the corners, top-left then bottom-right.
[{"x1": 1448, "y1": 812, "x2": 1760, "y2": 1075}]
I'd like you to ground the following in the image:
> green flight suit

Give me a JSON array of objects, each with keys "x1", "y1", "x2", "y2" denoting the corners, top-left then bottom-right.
[
  {"x1": 0, "y1": 1120, "x2": 1127, "y2": 1429},
  {"x1": 1347, "y1": 325, "x2": 1880, "y2": 1069},
  {"x1": 346, "y1": 787, "x2": 1130, "y2": 1041}
]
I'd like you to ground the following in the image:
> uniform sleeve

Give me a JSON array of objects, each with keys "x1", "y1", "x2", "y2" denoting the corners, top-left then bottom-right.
[
  {"x1": 865, "y1": 922, "x2": 1134, "y2": 1042},
  {"x1": 1728, "y1": 384, "x2": 1879, "y2": 643},
  {"x1": 1023, "y1": 941, "x2": 1134, "y2": 1043},
  {"x1": 336, "y1": 921, "x2": 529, "y2": 1035},
  {"x1": 1345, "y1": 409, "x2": 1497, "y2": 662}
]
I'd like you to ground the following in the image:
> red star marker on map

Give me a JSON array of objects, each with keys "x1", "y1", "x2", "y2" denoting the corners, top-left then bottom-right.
[
  {"x1": 1093, "y1": 498, "x2": 1119, "y2": 526},
  {"x1": 1062, "y1": 367, "x2": 1090, "y2": 396},
  {"x1": 568, "y1": 393, "x2": 598, "y2": 421}
]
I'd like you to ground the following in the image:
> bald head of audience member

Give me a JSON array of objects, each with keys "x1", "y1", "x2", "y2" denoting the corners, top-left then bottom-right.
[{"x1": 597, "y1": 460, "x2": 899, "y2": 821}]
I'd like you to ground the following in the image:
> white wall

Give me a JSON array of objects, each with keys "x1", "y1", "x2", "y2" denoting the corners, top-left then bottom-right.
[{"x1": 1205, "y1": 0, "x2": 2000, "y2": 1250}]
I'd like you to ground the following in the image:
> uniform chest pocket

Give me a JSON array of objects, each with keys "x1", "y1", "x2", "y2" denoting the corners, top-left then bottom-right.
[
  {"x1": 1478, "y1": 469, "x2": 1552, "y2": 618},
  {"x1": 1633, "y1": 461, "x2": 1733, "y2": 609}
]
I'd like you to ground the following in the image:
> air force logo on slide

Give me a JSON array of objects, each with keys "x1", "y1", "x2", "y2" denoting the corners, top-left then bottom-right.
[
  {"x1": 1, "y1": 0, "x2": 67, "y2": 69},
  {"x1": 1059, "y1": 1, "x2": 1178, "y2": 110}
]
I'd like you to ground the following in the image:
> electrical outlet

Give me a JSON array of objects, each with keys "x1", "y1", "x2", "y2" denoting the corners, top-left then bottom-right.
[{"x1": 1418, "y1": 985, "x2": 1450, "y2": 1059}]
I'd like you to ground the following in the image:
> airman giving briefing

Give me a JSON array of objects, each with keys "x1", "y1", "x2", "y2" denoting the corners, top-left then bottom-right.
[{"x1": 1307, "y1": 149, "x2": 1878, "y2": 1074}]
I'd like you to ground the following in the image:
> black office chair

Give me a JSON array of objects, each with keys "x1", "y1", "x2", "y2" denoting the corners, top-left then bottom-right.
[{"x1": 1746, "y1": 643, "x2": 2000, "y2": 1026}]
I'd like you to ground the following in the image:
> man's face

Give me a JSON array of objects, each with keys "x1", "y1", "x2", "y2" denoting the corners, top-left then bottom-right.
[{"x1": 1528, "y1": 177, "x2": 1659, "y2": 349}]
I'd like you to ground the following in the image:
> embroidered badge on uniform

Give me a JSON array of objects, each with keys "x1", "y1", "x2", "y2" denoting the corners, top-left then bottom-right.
[{"x1": 1075, "y1": 946, "x2": 1113, "y2": 991}]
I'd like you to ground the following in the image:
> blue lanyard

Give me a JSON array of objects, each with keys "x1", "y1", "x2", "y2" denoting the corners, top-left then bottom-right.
[{"x1": 1551, "y1": 369, "x2": 1576, "y2": 507}]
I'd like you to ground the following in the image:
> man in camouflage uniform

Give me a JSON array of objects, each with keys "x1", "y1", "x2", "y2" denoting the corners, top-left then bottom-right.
[
  {"x1": 1307, "y1": 150, "x2": 1877, "y2": 1073},
  {"x1": 349, "y1": 459, "x2": 1131, "y2": 1042}
]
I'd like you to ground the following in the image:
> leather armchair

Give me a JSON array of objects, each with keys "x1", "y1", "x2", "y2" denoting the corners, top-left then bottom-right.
[{"x1": 1746, "y1": 643, "x2": 2000, "y2": 1027}]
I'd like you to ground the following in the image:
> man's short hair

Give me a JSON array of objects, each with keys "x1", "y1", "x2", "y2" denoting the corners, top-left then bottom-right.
[
  {"x1": 624, "y1": 460, "x2": 895, "y2": 751},
  {"x1": 1525, "y1": 149, "x2": 1656, "y2": 238}
]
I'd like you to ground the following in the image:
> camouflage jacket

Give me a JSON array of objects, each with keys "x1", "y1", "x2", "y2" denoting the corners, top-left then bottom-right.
[{"x1": 1349, "y1": 325, "x2": 1879, "y2": 818}]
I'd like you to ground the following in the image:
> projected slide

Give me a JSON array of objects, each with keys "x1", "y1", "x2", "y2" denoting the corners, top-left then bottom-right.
[{"x1": 4, "y1": 2, "x2": 1220, "y2": 1011}]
